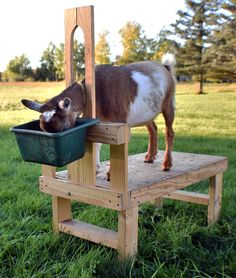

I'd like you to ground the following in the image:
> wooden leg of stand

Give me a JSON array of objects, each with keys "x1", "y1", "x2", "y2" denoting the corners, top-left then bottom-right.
[
  {"x1": 52, "y1": 196, "x2": 72, "y2": 233},
  {"x1": 117, "y1": 206, "x2": 139, "y2": 261},
  {"x1": 152, "y1": 197, "x2": 163, "y2": 208},
  {"x1": 208, "y1": 173, "x2": 223, "y2": 225}
]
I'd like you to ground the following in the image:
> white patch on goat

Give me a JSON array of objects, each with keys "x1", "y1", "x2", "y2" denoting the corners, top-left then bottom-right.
[
  {"x1": 42, "y1": 110, "x2": 56, "y2": 122},
  {"x1": 127, "y1": 71, "x2": 167, "y2": 126}
]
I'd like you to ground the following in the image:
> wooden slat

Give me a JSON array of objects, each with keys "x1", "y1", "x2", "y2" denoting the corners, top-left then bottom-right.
[
  {"x1": 117, "y1": 206, "x2": 139, "y2": 260},
  {"x1": 41, "y1": 165, "x2": 56, "y2": 177},
  {"x1": 208, "y1": 173, "x2": 223, "y2": 225},
  {"x1": 41, "y1": 165, "x2": 71, "y2": 233},
  {"x1": 130, "y1": 155, "x2": 227, "y2": 206},
  {"x1": 65, "y1": 6, "x2": 96, "y2": 186},
  {"x1": 164, "y1": 190, "x2": 209, "y2": 205},
  {"x1": 110, "y1": 125, "x2": 129, "y2": 195},
  {"x1": 76, "y1": 6, "x2": 95, "y2": 118},
  {"x1": 40, "y1": 176, "x2": 124, "y2": 211},
  {"x1": 52, "y1": 197, "x2": 72, "y2": 233},
  {"x1": 59, "y1": 219, "x2": 118, "y2": 249},
  {"x1": 64, "y1": 7, "x2": 77, "y2": 86},
  {"x1": 87, "y1": 122, "x2": 130, "y2": 145}
]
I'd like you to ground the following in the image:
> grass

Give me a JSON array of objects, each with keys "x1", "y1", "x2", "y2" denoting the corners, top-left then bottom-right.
[{"x1": 0, "y1": 82, "x2": 236, "y2": 277}]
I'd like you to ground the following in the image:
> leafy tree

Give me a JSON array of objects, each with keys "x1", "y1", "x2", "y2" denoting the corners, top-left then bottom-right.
[
  {"x1": 95, "y1": 31, "x2": 111, "y2": 64},
  {"x1": 171, "y1": 0, "x2": 221, "y2": 93},
  {"x1": 2, "y1": 54, "x2": 33, "y2": 81},
  {"x1": 54, "y1": 43, "x2": 65, "y2": 81},
  {"x1": 207, "y1": 0, "x2": 236, "y2": 81},
  {"x1": 73, "y1": 39, "x2": 85, "y2": 80},
  {"x1": 147, "y1": 29, "x2": 180, "y2": 61},
  {"x1": 36, "y1": 42, "x2": 57, "y2": 81},
  {"x1": 117, "y1": 21, "x2": 149, "y2": 64}
]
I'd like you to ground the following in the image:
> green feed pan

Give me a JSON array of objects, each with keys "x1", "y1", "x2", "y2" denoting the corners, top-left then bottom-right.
[{"x1": 10, "y1": 118, "x2": 100, "y2": 167}]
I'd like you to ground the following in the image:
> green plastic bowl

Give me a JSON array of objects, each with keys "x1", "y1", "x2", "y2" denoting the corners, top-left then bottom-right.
[{"x1": 10, "y1": 118, "x2": 100, "y2": 167}]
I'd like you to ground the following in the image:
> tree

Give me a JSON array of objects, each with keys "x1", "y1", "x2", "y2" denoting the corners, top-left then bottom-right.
[
  {"x1": 73, "y1": 39, "x2": 85, "y2": 80},
  {"x1": 95, "y1": 31, "x2": 111, "y2": 64},
  {"x1": 147, "y1": 29, "x2": 180, "y2": 61},
  {"x1": 2, "y1": 54, "x2": 33, "y2": 81},
  {"x1": 117, "y1": 21, "x2": 149, "y2": 65},
  {"x1": 54, "y1": 43, "x2": 65, "y2": 81},
  {"x1": 207, "y1": 0, "x2": 236, "y2": 81},
  {"x1": 171, "y1": 0, "x2": 221, "y2": 93},
  {"x1": 36, "y1": 42, "x2": 57, "y2": 81}
]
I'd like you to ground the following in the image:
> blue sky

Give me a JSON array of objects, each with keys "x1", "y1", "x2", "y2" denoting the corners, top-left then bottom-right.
[{"x1": 0, "y1": 0, "x2": 185, "y2": 71}]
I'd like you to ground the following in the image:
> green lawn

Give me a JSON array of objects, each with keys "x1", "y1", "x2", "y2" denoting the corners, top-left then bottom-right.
[{"x1": 0, "y1": 82, "x2": 236, "y2": 277}]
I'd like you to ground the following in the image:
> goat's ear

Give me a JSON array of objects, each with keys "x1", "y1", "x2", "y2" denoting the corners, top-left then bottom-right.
[
  {"x1": 59, "y1": 97, "x2": 71, "y2": 111},
  {"x1": 21, "y1": 99, "x2": 43, "y2": 112}
]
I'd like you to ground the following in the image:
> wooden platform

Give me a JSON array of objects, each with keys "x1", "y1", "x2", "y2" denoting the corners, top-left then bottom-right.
[
  {"x1": 48, "y1": 150, "x2": 227, "y2": 211},
  {"x1": 40, "y1": 150, "x2": 227, "y2": 258},
  {"x1": 96, "y1": 151, "x2": 227, "y2": 192}
]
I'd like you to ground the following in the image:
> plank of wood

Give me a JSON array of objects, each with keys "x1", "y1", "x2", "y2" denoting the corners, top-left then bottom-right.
[
  {"x1": 86, "y1": 122, "x2": 130, "y2": 145},
  {"x1": 164, "y1": 190, "x2": 209, "y2": 205},
  {"x1": 208, "y1": 173, "x2": 223, "y2": 225},
  {"x1": 41, "y1": 165, "x2": 71, "y2": 233},
  {"x1": 96, "y1": 152, "x2": 228, "y2": 193},
  {"x1": 117, "y1": 206, "x2": 139, "y2": 260},
  {"x1": 64, "y1": 7, "x2": 77, "y2": 86},
  {"x1": 41, "y1": 165, "x2": 56, "y2": 177},
  {"x1": 52, "y1": 197, "x2": 72, "y2": 233},
  {"x1": 40, "y1": 176, "x2": 124, "y2": 211},
  {"x1": 65, "y1": 6, "x2": 96, "y2": 186},
  {"x1": 130, "y1": 158, "x2": 227, "y2": 206},
  {"x1": 110, "y1": 125, "x2": 129, "y2": 206},
  {"x1": 59, "y1": 219, "x2": 118, "y2": 249},
  {"x1": 77, "y1": 6, "x2": 95, "y2": 118}
]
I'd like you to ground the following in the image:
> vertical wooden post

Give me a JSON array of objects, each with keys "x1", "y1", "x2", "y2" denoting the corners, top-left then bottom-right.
[
  {"x1": 117, "y1": 207, "x2": 139, "y2": 260},
  {"x1": 208, "y1": 173, "x2": 223, "y2": 225},
  {"x1": 65, "y1": 6, "x2": 96, "y2": 185},
  {"x1": 41, "y1": 165, "x2": 71, "y2": 233},
  {"x1": 152, "y1": 197, "x2": 163, "y2": 208},
  {"x1": 110, "y1": 125, "x2": 139, "y2": 260},
  {"x1": 110, "y1": 125, "x2": 129, "y2": 194}
]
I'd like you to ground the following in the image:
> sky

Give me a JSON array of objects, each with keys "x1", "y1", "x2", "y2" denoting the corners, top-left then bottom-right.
[{"x1": 0, "y1": 0, "x2": 186, "y2": 72}]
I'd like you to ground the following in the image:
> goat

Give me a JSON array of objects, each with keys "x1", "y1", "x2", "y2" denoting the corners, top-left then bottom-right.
[{"x1": 21, "y1": 54, "x2": 176, "y2": 177}]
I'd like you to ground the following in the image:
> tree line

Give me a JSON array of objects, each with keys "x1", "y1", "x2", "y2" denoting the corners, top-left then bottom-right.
[{"x1": 1, "y1": 0, "x2": 236, "y2": 94}]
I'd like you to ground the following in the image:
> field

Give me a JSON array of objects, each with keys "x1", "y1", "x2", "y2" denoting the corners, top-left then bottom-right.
[{"x1": 0, "y1": 82, "x2": 236, "y2": 277}]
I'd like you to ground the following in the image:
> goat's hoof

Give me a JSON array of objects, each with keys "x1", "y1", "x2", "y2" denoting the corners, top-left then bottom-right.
[
  {"x1": 144, "y1": 154, "x2": 155, "y2": 163},
  {"x1": 162, "y1": 162, "x2": 172, "y2": 171},
  {"x1": 106, "y1": 171, "x2": 110, "y2": 181},
  {"x1": 144, "y1": 159, "x2": 154, "y2": 163}
]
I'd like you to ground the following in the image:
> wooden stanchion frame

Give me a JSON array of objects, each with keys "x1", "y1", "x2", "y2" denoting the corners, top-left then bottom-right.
[{"x1": 40, "y1": 6, "x2": 228, "y2": 261}]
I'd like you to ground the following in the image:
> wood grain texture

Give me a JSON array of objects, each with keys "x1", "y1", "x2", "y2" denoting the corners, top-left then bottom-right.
[{"x1": 59, "y1": 219, "x2": 118, "y2": 249}]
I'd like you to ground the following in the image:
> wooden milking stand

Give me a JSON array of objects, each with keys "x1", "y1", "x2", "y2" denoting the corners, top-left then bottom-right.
[{"x1": 40, "y1": 6, "x2": 228, "y2": 261}]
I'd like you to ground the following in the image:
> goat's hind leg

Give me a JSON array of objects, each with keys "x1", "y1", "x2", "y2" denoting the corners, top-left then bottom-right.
[
  {"x1": 144, "y1": 121, "x2": 158, "y2": 163},
  {"x1": 162, "y1": 106, "x2": 174, "y2": 171}
]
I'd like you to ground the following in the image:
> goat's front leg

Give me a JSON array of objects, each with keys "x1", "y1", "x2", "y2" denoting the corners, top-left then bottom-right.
[
  {"x1": 96, "y1": 143, "x2": 101, "y2": 174},
  {"x1": 162, "y1": 106, "x2": 174, "y2": 171},
  {"x1": 144, "y1": 121, "x2": 158, "y2": 163}
]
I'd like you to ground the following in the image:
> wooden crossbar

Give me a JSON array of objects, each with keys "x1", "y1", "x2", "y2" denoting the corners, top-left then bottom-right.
[
  {"x1": 164, "y1": 190, "x2": 209, "y2": 205},
  {"x1": 59, "y1": 220, "x2": 118, "y2": 249},
  {"x1": 40, "y1": 176, "x2": 125, "y2": 211}
]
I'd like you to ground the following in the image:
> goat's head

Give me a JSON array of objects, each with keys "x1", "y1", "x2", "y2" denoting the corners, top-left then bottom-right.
[{"x1": 21, "y1": 83, "x2": 85, "y2": 132}]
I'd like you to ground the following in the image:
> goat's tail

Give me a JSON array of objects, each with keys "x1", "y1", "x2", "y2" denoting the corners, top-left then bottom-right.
[
  {"x1": 161, "y1": 53, "x2": 176, "y2": 76},
  {"x1": 162, "y1": 53, "x2": 176, "y2": 110}
]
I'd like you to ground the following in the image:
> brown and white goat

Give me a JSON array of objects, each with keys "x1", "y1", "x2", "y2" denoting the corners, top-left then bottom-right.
[{"x1": 21, "y1": 54, "x2": 176, "y2": 174}]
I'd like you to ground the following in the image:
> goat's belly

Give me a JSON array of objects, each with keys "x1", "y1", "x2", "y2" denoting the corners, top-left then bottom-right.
[
  {"x1": 127, "y1": 70, "x2": 167, "y2": 126},
  {"x1": 126, "y1": 94, "x2": 163, "y2": 126}
]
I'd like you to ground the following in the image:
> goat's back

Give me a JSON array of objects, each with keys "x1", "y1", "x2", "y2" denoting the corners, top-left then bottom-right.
[{"x1": 94, "y1": 61, "x2": 175, "y2": 126}]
